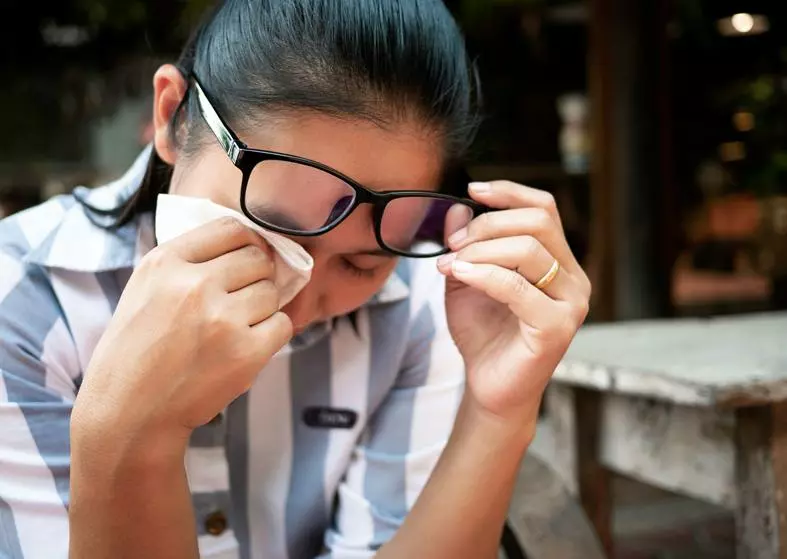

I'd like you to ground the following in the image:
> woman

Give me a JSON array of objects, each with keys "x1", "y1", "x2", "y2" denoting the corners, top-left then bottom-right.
[{"x1": 0, "y1": 1, "x2": 590, "y2": 558}]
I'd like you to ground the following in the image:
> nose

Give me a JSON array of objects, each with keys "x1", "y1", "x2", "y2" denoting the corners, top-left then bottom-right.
[
  {"x1": 281, "y1": 247, "x2": 329, "y2": 332},
  {"x1": 282, "y1": 230, "x2": 353, "y2": 332},
  {"x1": 283, "y1": 286, "x2": 322, "y2": 333}
]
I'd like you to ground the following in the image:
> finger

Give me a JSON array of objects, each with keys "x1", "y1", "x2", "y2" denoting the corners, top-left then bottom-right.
[
  {"x1": 467, "y1": 181, "x2": 562, "y2": 226},
  {"x1": 206, "y1": 243, "x2": 275, "y2": 292},
  {"x1": 232, "y1": 310, "x2": 293, "y2": 389},
  {"x1": 166, "y1": 216, "x2": 269, "y2": 263},
  {"x1": 444, "y1": 236, "x2": 574, "y2": 301},
  {"x1": 448, "y1": 207, "x2": 582, "y2": 278},
  {"x1": 228, "y1": 279, "x2": 280, "y2": 326},
  {"x1": 448, "y1": 260, "x2": 560, "y2": 331},
  {"x1": 443, "y1": 203, "x2": 474, "y2": 244},
  {"x1": 249, "y1": 311, "x2": 294, "y2": 357}
]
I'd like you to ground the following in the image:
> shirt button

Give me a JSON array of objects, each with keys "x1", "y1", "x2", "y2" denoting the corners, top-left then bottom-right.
[{"x1": 204, "y1": 510, "x2": 227, "y2": 536}]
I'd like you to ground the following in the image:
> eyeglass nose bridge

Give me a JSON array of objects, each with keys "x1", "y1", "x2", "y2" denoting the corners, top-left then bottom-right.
[
  {"x1": 334, "y1": 189, "x2": 395, "y2": 251},
  {"x1": 320, "y1": 187, "x2": 412, "y2": 254}
]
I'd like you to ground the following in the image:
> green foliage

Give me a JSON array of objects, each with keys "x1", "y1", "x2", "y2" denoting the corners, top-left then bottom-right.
[
  {"x1": 460, "y1": 0, "x2": 544, "y2": 20},
  {"x1": 75, "y1": 0, "x2": 148, "y2": 30},
  {"x1": 720, "y1": 75, "x2": 787, "y2": 197}
]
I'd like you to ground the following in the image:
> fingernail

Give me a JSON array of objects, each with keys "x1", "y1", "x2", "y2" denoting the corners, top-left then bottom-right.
[
  {"x1": 452, "y1": 260, "x2": 475, "y2": 274},
  {"x1": 469, "y1": 182, "x2": 491, "y2": 193},
  {"x1": 447, "y1": 227, "x2": 467, "y2": 247},
  {"x1": 437, "y1": 252, "x2": 456, "y2": 268}
]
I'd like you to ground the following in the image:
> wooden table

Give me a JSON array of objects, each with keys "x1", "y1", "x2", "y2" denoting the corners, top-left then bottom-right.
[{"x1": 531, "y1": 312, "x2": 787, "y2": 558}]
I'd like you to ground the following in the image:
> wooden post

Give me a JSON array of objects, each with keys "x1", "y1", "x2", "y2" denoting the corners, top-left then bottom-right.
[
  {"x1": 575, "y1": 388, "x2": 613, "y2": 557},
  {"x1": 586, "y1": 0, "x2": 617, "y2": 322},
  {"x1": 734, "y1": 402, "x2": 787, "y2": 558},
  {"x1": 587, "y1": 0, "x2": 674, "y2": 321}
]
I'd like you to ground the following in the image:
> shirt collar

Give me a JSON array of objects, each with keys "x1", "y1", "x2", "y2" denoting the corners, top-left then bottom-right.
[
  {"x1": 24, "y1": 146, "x2": 411, "y2": 306},
  {"x1": 24, "y1": 145, "x2": 153, "y2": 272}
]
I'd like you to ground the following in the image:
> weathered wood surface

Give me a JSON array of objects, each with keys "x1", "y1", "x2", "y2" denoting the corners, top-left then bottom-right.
[
  {"x1": 598, "y1": 393, "x2": 736, "y2": 507},
  {"x1": 555, "y1": 312, "x2": 787, "y2": 407},
  {"x1": 540, "y1": 385, "x2": 578, "y2": 494},
  {"x1": 534, "y1": 391, "x2": 787, "y2": 557},
  {"x1": 773, "y1": 403, "x2": 787, "y2": 558},
  {"x1": 534, "y1": 389, "x2": 736, "y2": 507},
  {"x1": 575, "y1": 388, "x2": 614, "y2": 557},
  {"x1": 506, "y1": 453, "x2": 606, "y2": 559},
  {"x1": 734, "y1": 403, "x2": 787, "y2": 559}
]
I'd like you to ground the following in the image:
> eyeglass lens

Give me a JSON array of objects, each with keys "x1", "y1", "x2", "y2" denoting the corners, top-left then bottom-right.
[{"x1": 245, "y1": 160, "x2": 475, "y2": 256}]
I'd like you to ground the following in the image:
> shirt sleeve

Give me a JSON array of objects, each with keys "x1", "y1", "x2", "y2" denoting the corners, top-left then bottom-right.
[
  {"x1": 320, "y1": 267, "x2": 465, "y2": 558},
  {"x1": 0, "y1": 239, "x2": 80, "y2": 558}
]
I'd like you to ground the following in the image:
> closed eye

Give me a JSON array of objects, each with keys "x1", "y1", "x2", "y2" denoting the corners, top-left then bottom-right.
[{"x1": 339, "y1": 258, "x2": 381, "y2": 279}]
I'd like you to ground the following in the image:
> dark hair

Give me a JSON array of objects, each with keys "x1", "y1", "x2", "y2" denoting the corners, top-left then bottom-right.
[{"x1": 96, "y1": 0, "x2": 481, "y2": 227}]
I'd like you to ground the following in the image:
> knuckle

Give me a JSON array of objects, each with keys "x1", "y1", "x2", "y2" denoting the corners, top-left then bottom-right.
[
  {"x1": 501, "y1": 268, "x2": 528, "y2": 297},
  {"x1": 258, "y1": 281, "x2": 280, "y2": 309},
  {"x1": 574, "y1": 298, "x2": 591, "y2": 323},
  {"x1": 180, "y1": 273, "x2": 208, "y2": 302},
  {"x1": 241, "y1": 243, "x2": 271, "y2": 264},
  {"x1": 202, "y1": 306, "x2": 235, "y2": 337},
  {"x1": 216, "y1": 215, "x2": 243, "y2": 231},
  {"x1": 520, "y1": 235, "x2": 541, "y2": 261},
  {"x1": 582, "y1": 275, "x2": 593, "y2": 298},
  {"x1": 532, "y1": 209, "x2": 553, "y2": 234},
  {"x1": 540, "y1": 191, "x2": 557, "y2": 212},
  {"x1": 275, "y1": 311, "x2": 294, "y2": 338},
  {"x1": 140, "y1": 245, "x2": 172, "y2": 271},
  {"x1": 217, "y1": 216, "x2": 252, "y2": 241},
  {"x1": 545, "y1": 310, "x2": 578, "y2": 346}
]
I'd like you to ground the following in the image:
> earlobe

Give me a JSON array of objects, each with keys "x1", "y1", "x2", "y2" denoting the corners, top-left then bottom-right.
[{"x1": 151, "y1": 64, "x2": 188, "y2": 166}]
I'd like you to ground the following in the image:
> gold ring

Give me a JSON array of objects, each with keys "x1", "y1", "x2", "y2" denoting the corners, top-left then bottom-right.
[{"x1": 534, "y1": 260, "x2": 560, "y2": 290}]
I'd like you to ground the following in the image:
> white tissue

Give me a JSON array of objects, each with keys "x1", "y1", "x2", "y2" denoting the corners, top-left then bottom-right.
[{"x1": 155, "y1": 194, "x2": 313, "y2": 308}]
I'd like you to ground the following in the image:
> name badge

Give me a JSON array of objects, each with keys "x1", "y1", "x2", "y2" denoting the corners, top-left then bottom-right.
[{"x1": 303, "y1": 407, "x2": 358, "y2": 429}]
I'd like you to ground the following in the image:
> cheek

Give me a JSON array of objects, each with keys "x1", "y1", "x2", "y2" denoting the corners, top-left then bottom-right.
[{"x1": 320, "y1": 267, "x2": 397, "y2": 318}]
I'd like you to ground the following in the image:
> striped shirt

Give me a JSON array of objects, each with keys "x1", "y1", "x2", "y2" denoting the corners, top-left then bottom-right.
[{"x1": 0, "y1": 149, "x2": 465, "y2": 559}]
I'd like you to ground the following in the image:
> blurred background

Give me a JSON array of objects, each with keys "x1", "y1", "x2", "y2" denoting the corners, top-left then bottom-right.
[
  {"x1": 2, "y1": 1, "x2": 786, "y2": 557},
  {"x1": 2, "y1": 0, "x2": 786, "y2": 321}
]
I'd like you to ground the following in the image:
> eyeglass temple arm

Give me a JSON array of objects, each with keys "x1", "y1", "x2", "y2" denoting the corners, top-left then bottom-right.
[{"x1": 192, "y1": 76, "x2": 244, "y2": 165}]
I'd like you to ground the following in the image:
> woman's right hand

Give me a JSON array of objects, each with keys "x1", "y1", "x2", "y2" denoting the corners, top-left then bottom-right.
[{"x1": 71, "y1": 216, "x2": 293, "y2": 448}]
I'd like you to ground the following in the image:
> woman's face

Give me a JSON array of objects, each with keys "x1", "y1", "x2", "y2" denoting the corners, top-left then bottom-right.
[{"x1": 153, "y1": 69, "x2": 444, "y2": 333}]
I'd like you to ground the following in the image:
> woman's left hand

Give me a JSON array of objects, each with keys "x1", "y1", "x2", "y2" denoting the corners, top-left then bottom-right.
[{"x1": 437, "y1": 180, "x2": 591, "y2": 433}]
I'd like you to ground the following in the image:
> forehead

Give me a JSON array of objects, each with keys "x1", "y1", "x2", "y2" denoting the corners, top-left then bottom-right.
[{"x1": 237, "y1": 113, "x2": 445, "y2": 191}]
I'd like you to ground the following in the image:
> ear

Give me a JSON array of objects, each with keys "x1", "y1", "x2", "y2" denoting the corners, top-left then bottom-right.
[{"x1": 151, "y1": 64, "x2": 189, "y2": 166}]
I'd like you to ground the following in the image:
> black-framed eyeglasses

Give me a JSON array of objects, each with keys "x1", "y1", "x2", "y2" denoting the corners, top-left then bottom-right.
[{"x1": 190, "y1": 73, "x2": 488, "y2": 258}]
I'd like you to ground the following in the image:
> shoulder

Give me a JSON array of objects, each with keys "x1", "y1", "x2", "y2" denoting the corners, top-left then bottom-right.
[
  {"x1": 0, "y1": 194, "x2": 77, "y2": 267},
  {"x1": 0, "y1": 189, "x2": 149, "y2": 277},
  {"x1": 0, "y1": 196, "x2": 85, "y2": 394},
  {"x1": 0, "y1": 155, "x2": 153, "y2": 377},
  {"x1": 1, "y1": 147, "x2": 154, "y2": 278},
  {"x1": 0, "y1": 195, "x2": 81, "y2": 330}
]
